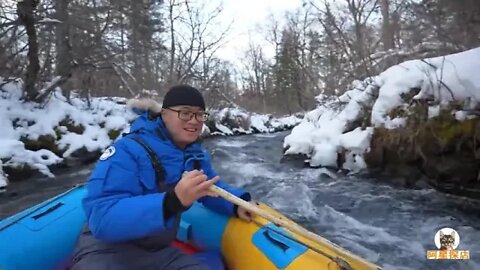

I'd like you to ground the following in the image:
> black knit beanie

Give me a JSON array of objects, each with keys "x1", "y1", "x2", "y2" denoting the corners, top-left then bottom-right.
[{"x1": 162, "y1": 85, "x2": 205, "y2": 110}]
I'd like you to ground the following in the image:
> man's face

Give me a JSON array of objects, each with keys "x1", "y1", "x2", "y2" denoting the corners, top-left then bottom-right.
[{"x1": 161, "y1": 105, "x2": 205, "y2": 148}]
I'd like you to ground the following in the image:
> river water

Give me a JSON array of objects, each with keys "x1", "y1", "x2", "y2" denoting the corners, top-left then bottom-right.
[{"x1": 1, "y1": 131, "x2": 479, "y2": 270}]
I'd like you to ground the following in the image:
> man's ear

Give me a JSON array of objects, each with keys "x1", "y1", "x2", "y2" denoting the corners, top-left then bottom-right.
[
  {"x1": 148, "y1": 109, "x2": 163, "y2": 120},
  {"x1": 159, "y1": 109, "x2": 169, "y2": 121}
]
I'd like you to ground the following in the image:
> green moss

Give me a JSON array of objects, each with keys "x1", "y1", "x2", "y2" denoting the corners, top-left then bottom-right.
[
  {"x1": 434, "y1": 119, "x2": 475, "y2": 145},
  {"x1": 221, "y1": 113, "x2": 251, "y2": 131},
  {"x1": 3, "y1": 163, "x2": 35, "y2": 182},
  {"x1": 403, "y1": 100, "x2": 428, "y2": 127},
  {"x1": 365, "y1": 103, "x2": 480, "y2": 197},
  {"x1": 360, "y1": 108, "x2": 371, "y2": 129},
  {"x1": 417, "y1": 107, "x2": 478, "y2": 152},
  {"x1": 368, "y1": 115, "x2": 479, "y2": 163},
  {"x1": 388, "y1": 106, "x2": 407, "y2": 119},
  {"x1": 59, "y1": 116, "x2": 85, "y2": 134},
  {"x1": 20, "y1": 134, "x2": 61, "y2": 154},
  {"x1": 108, "y1": 129, "x2": 122, "y2": 140},
  {"x1": 54, "y1": 126, "x2": 66, "y2": 140}
]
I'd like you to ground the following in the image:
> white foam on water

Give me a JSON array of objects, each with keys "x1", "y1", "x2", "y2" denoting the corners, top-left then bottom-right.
[
  {"x1": 317, "y1": 205, "x2": 426, "y2": 262},
  {"x1": 214, "y1": 139, "x2": 250, "y2": 148},
  {"x1": 332, "y1": 235, "x2": 381, "y2": 264},
  {"x1": 266, "y1": 182, "x2": 318, "y2": 219},
  {"x1": 218, "y1": 162, "x2": 289, "y2": 188},
  {"x1": 316, "y1": 167, "x2": 339, "y2": 180},
  {"x1": 69, "y1": 167, "x2": 93, "y2": 177},
  {"x1": 381, "y1": 264, "x2": 416, "y2": 270},
  {"x1": 212, "y1": 148, "x2": 249, "y2": 161},
  {"x1": 234, "y1": 163, "x2": 288, "y2": 180},
  {"x1": 254, "y1": 133, "x2": 279, "y2": 138}
]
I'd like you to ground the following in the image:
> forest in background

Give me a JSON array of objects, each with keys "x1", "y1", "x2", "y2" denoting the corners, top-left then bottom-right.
[{"x1": 1, "y1": 0, "x2": 479, "y2": 115}]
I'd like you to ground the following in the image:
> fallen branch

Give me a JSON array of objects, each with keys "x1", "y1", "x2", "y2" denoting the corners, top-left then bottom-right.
[
  {"x1": 34, "y1": 75, "x2": 70, "y2": 102},
  {"x1": 111, "y1": 64, "x2": 136, "y2": 97}
]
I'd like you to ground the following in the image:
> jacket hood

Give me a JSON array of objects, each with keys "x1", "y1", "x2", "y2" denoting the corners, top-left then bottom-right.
[
  {"x1": 126, "y1": 98, "x2": 168, "y2": 137},
  {"x1": 127, "y1": 98, "x2": 163, "y2": 115}
]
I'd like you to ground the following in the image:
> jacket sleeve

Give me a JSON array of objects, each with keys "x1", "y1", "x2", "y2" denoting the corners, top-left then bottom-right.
[
  {"x1": 82, "y1": 141, "x2": 175, "y2": 243},
  {"x1": 198, "y1": 150, "x2": 251, "y2": 216}
]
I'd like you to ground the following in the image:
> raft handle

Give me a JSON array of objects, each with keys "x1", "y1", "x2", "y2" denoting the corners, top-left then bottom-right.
[
  {"x1": 32, "y1": 202, "x2": 64, "y2": 220},
  {"x1": 263, "y1": 230, "x2": 290, "y2": 252}
]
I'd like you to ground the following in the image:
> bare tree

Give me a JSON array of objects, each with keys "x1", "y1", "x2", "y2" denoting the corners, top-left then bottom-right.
[
  {"x1": 404, "y1": 0, "x2": 480, "y2": 52},
  {"x1": 163, "y1": 0, "x2": 236, "y2": 109},
  {"x1": 3, "y1": 0, "x2": 479, "y2": 116},
  {"x1": 165, "y1": 0, "x2": 231, "y2": 86},
  {"x1": 0, "y1": 3, "x2": 25, "y2": 81},
  {"x1": 241, "y1": 40, "x2": 271, "y2": 113},
  {"x1": 54, "y1": 0, "x2": 73, "y2": 101},
  {"x1": 380, "y1": 0, "x2": 395, "y2": 51},
  {"x1": 17, "y1": 0, "x2": 40, "y2": 101},
  {"x1": 167, "y1": 0, "x2": 179, "y2": 85}
]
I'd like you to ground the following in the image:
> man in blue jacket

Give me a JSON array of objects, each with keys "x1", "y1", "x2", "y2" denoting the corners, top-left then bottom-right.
[{"x1": 71, "y1": 85, "x2": 253, "y2": 270}]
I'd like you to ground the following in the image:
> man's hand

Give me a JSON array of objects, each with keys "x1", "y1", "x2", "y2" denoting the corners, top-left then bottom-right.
[
  {"x1": 174, "y1": 170, "x2": 220, "y2": 207},
  {"x1": 237, "y1": 201, "x2": 258, "y2": 222}
]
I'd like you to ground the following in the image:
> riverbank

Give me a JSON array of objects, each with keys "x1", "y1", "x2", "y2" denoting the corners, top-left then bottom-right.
[
  {"x1": 0, "y1": 83, "x2": 301, "y2": 190},
  {"x1": 283, "y1": 47, "x2": 480, "y2": 200}
]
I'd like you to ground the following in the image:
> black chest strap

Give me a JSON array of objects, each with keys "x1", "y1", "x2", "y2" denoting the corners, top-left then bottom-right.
[
  {"x1": 129, "y1": 136, "x2": 189, "y2": 222},
  {"x1": 129, "y1": 136, "x2": 168, "y2": 192}
]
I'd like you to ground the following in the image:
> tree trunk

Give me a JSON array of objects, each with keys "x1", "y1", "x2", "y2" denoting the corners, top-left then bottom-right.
[
  {"x1": 168, "y1": 0, "x2": 176, "y2": 85},
  {"x1": 130, "y1": 0, "x2": 143, "y2": 89},
  {"x1": 380, "y1": 0, "x2": 395, "y2": 51},
  {"x1": 17, "y1": 0, "x2": 40, "y2": 101},
  {"x1": 55, "y1": 0, "x2": 73, "y2": 101}
]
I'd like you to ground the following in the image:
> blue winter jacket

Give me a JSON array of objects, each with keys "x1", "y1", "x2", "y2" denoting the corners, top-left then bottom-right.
[{"x1": 83, "y1": 109, "x2": 251, "y2": 243}]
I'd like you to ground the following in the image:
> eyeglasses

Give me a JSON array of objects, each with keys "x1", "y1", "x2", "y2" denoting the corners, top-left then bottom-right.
[{"x1": 166, "y1": 108, "x2": 209, "y2": 122}]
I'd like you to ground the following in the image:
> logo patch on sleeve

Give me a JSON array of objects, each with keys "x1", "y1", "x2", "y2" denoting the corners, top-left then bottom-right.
[{"x1": 99, "y1": 146, "x2": 116, "y2": 160}]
